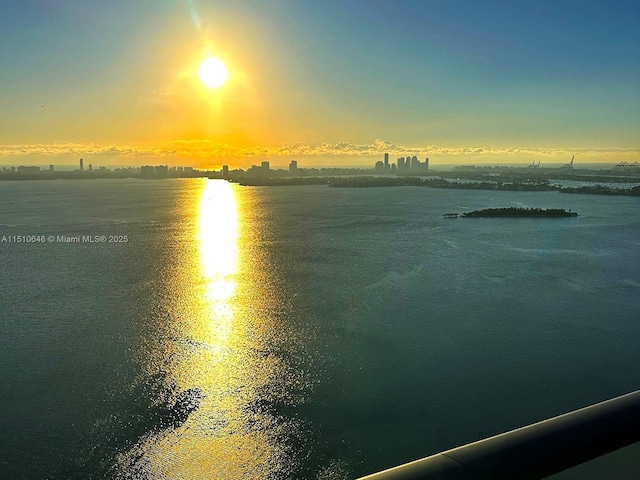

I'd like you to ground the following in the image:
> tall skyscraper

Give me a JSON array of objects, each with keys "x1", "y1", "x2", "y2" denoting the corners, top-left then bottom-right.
[
  {"x1": 289, "y1": 160, "x2": 298, "y2": 175},
  {"x1": 384, "y1": 153, "x2": 389, "y2": 172},
  {"x1": 79, "y1": 158, "x2": 84, "y2": 171}
]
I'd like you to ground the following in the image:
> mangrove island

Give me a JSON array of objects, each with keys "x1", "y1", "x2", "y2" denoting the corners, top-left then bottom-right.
[{"x1": 460, "y1": 207, "x2": 578, "y2": 218}]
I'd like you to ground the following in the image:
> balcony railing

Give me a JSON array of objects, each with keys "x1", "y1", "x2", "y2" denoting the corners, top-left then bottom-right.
[{"x1": 358, "y1": 390, "x2": 640, "y2": 480}]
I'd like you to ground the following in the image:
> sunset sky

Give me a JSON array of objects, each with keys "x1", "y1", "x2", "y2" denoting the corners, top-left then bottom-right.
[{"x1": 1, "y1": 0, "x2": 639, "y2": 168}]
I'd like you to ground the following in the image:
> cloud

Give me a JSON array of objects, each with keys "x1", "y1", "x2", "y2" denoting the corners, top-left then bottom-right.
[
  {"x1": 0, "y1": 143, "x2": 181, "y2": 158},
  {"x1": 1, "y1": 140, "x2": 638, "y2": 164}
]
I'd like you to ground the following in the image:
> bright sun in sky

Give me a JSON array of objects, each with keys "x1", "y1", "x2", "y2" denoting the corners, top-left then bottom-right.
[{"x1": 198, "y1": 56, "x2": 228, "y2": 89}]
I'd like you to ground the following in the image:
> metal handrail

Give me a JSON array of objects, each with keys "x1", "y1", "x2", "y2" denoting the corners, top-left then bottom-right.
[{"x1": 358, "y1": 390, "x2": 640, "y2": 480}]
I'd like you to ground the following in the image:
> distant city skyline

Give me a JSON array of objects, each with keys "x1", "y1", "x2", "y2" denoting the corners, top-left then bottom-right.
[
  {"x1": 4, "y1": 154, "x2": 639, "y2": 176},
  {"x1": 1, "y1": 1, "x2": 638, "y2": 168}
]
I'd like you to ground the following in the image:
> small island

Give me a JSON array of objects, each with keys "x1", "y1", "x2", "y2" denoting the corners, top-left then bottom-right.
[{"x1": 460, "y1": 207, "x2": 578, "y2": 218}]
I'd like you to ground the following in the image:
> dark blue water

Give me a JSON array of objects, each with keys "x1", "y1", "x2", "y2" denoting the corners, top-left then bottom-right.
[{"x1": 1, "y1": 179, "x2": 639, "y2": 479}]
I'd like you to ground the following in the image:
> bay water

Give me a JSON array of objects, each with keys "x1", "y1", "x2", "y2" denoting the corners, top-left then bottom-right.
[{"x1": 1, "y1": 179, "x2": 639, "y2": 479}]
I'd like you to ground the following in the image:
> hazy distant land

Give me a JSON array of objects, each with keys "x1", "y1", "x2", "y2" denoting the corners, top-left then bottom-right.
[
  {"x1": 2, "y1": 162, "x2": 640, "y2": 196},
  {"x1": 240, "y1": 174, "x2": 640, "y2": 196}
]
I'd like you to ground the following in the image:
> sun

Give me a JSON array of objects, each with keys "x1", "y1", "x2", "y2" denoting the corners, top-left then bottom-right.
[{"x1": 198, "y1": 56, "x2": 228, "y2": 88}]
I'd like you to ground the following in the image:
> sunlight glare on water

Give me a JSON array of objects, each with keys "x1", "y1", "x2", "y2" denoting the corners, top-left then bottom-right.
[
  {"x1": 198, "y1": 179, "x2": 239, "y2": 347},
  {"x1": 120, "y1": 180, "x2": 302, "y2": 480}
]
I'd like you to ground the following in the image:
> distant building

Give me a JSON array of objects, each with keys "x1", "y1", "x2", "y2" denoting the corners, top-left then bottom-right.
[
  {"x1": 88, "y1": 164, "x2": 93, "y2": 172},
  {"x1": 261, "y1": 161, "x2": 270, "y2": 175},
  {"x1": 17, "y1": 166, "x2": 41, "y2": 173},
  {"x1": 79, "y1": 158, "x2": 84, "y2": 171},
  {"x1": 395, "y1": 155, "x2": 429, "y2": 174},
  {"x1": 49, "y1": 164, "x2": 54, "y2": 172},
  {"x1": 614, "y1": 161, "x2": 640, "y2": 172},
  {"x1": 155, "y1": 165, "x2": 168, "y2": 177},
  {"x1": 289, "y1": 160, "x2": 298, "y2": 175},
  {"x1": 375, "y1": 160, "x2": 384, "y2": 172},
  {"x1": 455, "y1": 165, "x2": 476, "y2": 171},
  {"x1": 384, "y1": 153, "x2": 389, "y2": 172},
  {"x1": 141, "y1": 165, "x2": 155, "y2": 177},
  {"x1": 222, "y1": 165, "x2": 229, "y2": 178}
]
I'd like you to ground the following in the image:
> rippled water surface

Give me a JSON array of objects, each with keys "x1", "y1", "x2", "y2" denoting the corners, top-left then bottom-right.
[{"x1": 1, "y1": 179, "x2": 639, "y2": 479}]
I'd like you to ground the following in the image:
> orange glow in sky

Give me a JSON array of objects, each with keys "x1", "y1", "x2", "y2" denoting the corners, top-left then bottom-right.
[{"x1": 0, "y1": 2, "x2": 638, "y2": 168}]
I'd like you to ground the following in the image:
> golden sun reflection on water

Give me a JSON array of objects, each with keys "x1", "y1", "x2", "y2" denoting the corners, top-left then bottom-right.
[
  {"x1": 126, "y1": 180, "x2": 302, "y2": 480},
  {"x1": 198, "y1": 180, "x2": 239, "y2": 350}
]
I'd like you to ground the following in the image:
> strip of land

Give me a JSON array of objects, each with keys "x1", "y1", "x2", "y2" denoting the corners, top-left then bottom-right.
[
  {"x1": 460, "y1": 207, "x2": 578, "y2": 218},
  {"x1": 239, "y1": 175, "x2": 640, "y2": 196}
]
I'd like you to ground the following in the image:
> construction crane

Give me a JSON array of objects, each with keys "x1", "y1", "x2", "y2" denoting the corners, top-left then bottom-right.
[{"x1": 561, "y1": 155, "x2": 574, "y2": 169}]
